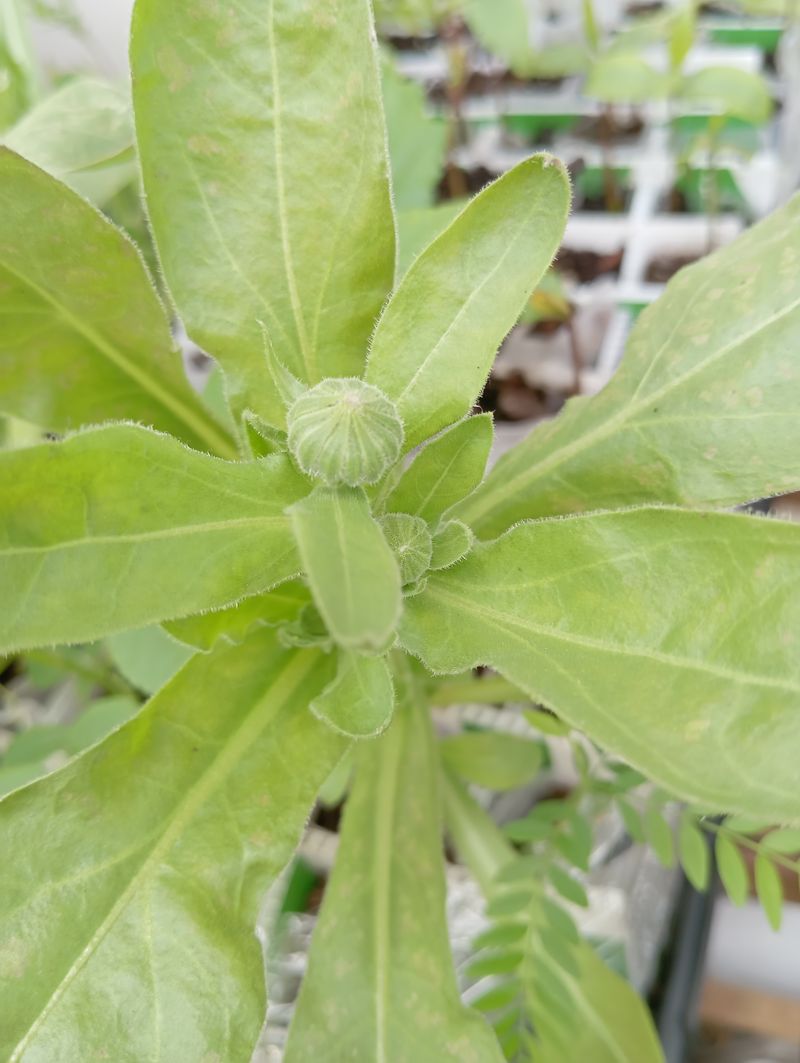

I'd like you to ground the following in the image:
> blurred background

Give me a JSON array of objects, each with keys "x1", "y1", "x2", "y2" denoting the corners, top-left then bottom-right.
[{"x1": 1, "y1": 2, "x2": 799, "y2": 1060}]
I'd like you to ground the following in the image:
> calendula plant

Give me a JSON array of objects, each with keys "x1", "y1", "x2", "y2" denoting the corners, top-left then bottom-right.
[{"x1": 1, "y1": 1, "x2": 799, "y2": 1060}]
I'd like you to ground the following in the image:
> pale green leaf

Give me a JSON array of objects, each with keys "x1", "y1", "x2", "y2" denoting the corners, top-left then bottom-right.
[
  {"x1": 380, "y1": 512, "x2": 433, "y2": 584},
  {"x1": 311, "y1": 650, "x2": 395, "y2": 738},
  {"x1": 430, "y1": 520, "x2": 475, "y2": 570},
  {"x1": 106, "y1": 625, "x2": 194, "y2": 695},
  {"x1": 761, "y1": 828, "x2": 800, "y2": 854},
  {"x1": 440, "y1": 731, "x2": 543, "y2": 791},
  {"x1": 715, "y1": 834, "x2": 749, "y2": 906},
  {"x1": 586, "y1": 53, "x2": 668, "y2": 104},
  {"x1": 131, "y1": 0, "x2": 395, "y2": 426},
  {"x1": 617, "y1": 798, "x2": 645, "y2": 843},
  {"x1": 0, "y1": 631, "x2": 347, "y2": 1061},
  {"x1": 645, "y1": 804, "x2": 675, "y2": 868},
  {"x1": 163, "y1": 582, "x2": 309, "y2": 652},
  {"x1": 463, "y1": 0, "x2": 536, "y2": 76},
  {"x1": 0, "y1": 149, "x2": 235, "y2": 457},
  {"x1": 0, "y1": 425, "x2": 307, "y2": 653},
  {"x1": 401, "y1": 507, "x2": 800, "y2": 820},
  {"x1": 523, "y1": 708, "x2": 570, "y2": 738},
  {"x1": 467, "y1": 949, "x2": 525, "y2": 979},
  {"x1": 548, "y1": 864, "x2": 589, "y2": 907},
  {"x1": 367, "y1": 155, "x2": 569, "y2": 449},
  {"x1": 3, "y1": 77, "x2": 135, "y2": 205},
  {"x1": 472, "y1": 922, "x2": 527, "y2": 951},
  {"x1": 284, "y1": 660, "x2": 504, "y2": 1062},
  {"x1": 679, "y1": 815, "x2": 710, "y2": 889},
  {"x1": 385, "y1": 413, "x2": 494, "y2": 525},
  {"x1": 754, "y1": 852, "x2": 783, "y2": 930},
  {"x1": 289, "y1": 486, "x2": 401, "y2": 651},
  {"x1": 0, "y1": 0, "x2": 38, "y2": 131},
  {"x1": 396, "y1": 201, "x2": 464, "y2": 278},
  {"x1": 459, "y1": 196, "x2": 800, "y2": 536},
  {"x1": 679, "y1": 67, "x2": 773, "y2": 125},
  {"x1": 441, "y1": 768, "x2": 516, "y2": 894},
  {"x1": 382, "y1": 59, "x2": 446, "y2": 211}
]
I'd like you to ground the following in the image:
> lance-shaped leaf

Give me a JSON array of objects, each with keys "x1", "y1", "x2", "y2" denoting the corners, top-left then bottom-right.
[
  {"x1": 366, "y1": 154, "x2": 569, "y2": 449},
  {"x1": 311, "y1": 650, "x2": 395, "y2": 738},
  {"x1": 284, "y1": 661, "x2": 504, "y2": 1062},
  {"x1": 459, "y1": 195, "x2": 800, "y2": 537},
  {"x1": 0, "y1": 149, "x2": 235, "y2": 457},
  {"x1": 131, "y1": 0, "x2": 395, "y2": 426},
  {"x1": 3, "y1": 77, "x2": 136, "y2": 205},
  {"x1": 0, "y1": 630, "x2": 347, "y2": 1062},
  {"x1": 402, "y1": 508, "x2": 800, "y2": 821},
  {"x1": 385, "y1": 413, "x2": 493, "y2": 526},
  {"x1": 164, "y1": 581, "x2": 309, "y2": 652},
  {"x1": 0, "y1": 424, "x2": 308, "y2": 653},
  {"x1": 289, "y1": 487, "x2": 401, "y2": 651}
]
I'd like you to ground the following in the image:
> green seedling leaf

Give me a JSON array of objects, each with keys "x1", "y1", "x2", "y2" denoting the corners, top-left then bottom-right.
[
  {"x1": 761, "y1": 828, "x2": 800, "y2": 854},
  {"x1": 402, "y1": 508, "x2": 800, "y2": 820},
  {"x1": 679, "y1": 814, "x2": 710, "y2": 890},
  {"x1": 164, "y1": 582, "x2": 309, "y2": 652},
  {"x1": 381, "y1": 59, "x2": 446, "y2": 211},
  {"x1": 645, "y1": 804, "x2": 675, "y2": 868},
  {"x1": 381, "y1": 512, "x2": 433, "y2": 584},
  {"x1": 467, "y1": 949, "x2": 525, "y2": 979},
  {"x1": 284, "y1": 664, "x2": 503, "y2": 1062},
  {"x1": 131, "y1": 0, "x2": 395, "y2": 425},
  {"x1": 0, "y1": 425, "x2": 307, "y2": 653},
  {"x1": 471, "y1": 981, "x2": 520, "y2": 1013},
  {"x1": 486, "y1": 889, "x2": 535, "y2": 920},
  {"x1": 0, "y1": 631, "x2": 347, "y2": 1060},
  {"x1": 430, "y1": 520, "x2": 475, "y2": 570},
  {"x1": 311, "y1": 650, "x2": 395, "y2": 738},
  {"x1": 367, "y1": 154, "x2": 569, "y2": 448},
  {"x1": 463, "y1": 0, "x2": 536, "y2": 76},
  {"x1": 440, "y1": 731, "x2": 543, "y2": 791},
  {"x1": 680, "y1": 67, "x2": 773, "y2": 125},
  {"x1": 106, "y1": 625, "x2": 194, "y2": 695},
  {"x1": 396, "y1": 201, "x2": 464, "y2": 279},
  {"x1": 460, "y1": 195, "x2": 800, "y2": 535},
  {"x1": 754, "y1": 852, "x2": 783, "y2": 930},
  {"x1": 472, "y1": 922, "x2": 528, "y2": 951},
  {"x1": 586, "y1": 53, "x2": 668, "y2": 104},
  {"x1": 441, "y1": 769, "x2": 516, "y2": 894},
  {"x1": 385, "y1": 413, "x2": 494, "y2": 525},
  {"x1": 548, "y1": 864, "x2": 589, "y2": 908},
  {"x1": 523, "y1": 708, "x2": 570, "y2": 737},
  {"x1": 715, "y1": 833, "x2": 749, "y2": 907},
  {"x1": 617, "y1": 798, "x2": 646, "y2": 843},
  {"x1": 289, "y1": 486, "x2": 401, "y2": 651},
  {"x1": 3, "y1": 77, "x2": 135, "y2": 205},
  {"x1": 0, "y1": 150, "x2": 234, "y2": 457}
]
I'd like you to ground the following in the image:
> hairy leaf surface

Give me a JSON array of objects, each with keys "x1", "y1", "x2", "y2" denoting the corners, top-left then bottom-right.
[
  {"x1": 0, "y1": 425, "x2": 307, "y2": 652},
  {"x1": 0, "y1": 149, "x2": 233, "y2": 456},
  {"x1": 460, "y1": 196, "x2": 800, "y2": 536},
  {"x1": 385, "y1": 413, "x2": 493, "y2": 525},
  {"x1": 131, "y1": 0, "x2": 395, "y2": 425},
  {"x1": 402, "y1": 508, "x2": 800, "y2": 820},
  {"x1": 0, "y1": 631, "x2": 347, "y2": 1062},
  {"x1": 285, "y1": 661, "x2": 503, "y2": 1061},
  {"x1": 366, "y1": 155, "x2": 569, "y2": 448},
  {"x1": 311, "y1": 650, "x2": 395, "y2": 738},
  {"x1": 289, "y1": 487, "x2": 401, "y2": 651},
  {"x1": 164, "y1": 582, "x2": 309, "y2": 652}
]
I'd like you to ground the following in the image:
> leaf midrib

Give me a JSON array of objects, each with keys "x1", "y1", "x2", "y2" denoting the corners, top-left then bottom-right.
[
  {"x1": 0, "y1": 257, "x2": 236, "y2": 459},
  {"x1": 9, "y1": 650, "x2": 316, "y2": 1060},
  {"x1": 463, "y1": 288, "x2": 800, "y2": 528}
]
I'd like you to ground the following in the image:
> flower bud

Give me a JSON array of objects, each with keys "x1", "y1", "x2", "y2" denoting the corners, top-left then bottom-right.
[{"x1": 287, "y1": 378, "x2": 404, "y2": 486}]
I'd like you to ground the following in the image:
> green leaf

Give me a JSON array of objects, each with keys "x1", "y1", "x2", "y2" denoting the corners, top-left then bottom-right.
[
  {"x1": 0, "y1": 631, "x2": 348, "y2": 1060},
  {"x1": 471, "y1": 981, "x2": 520, "y2": 1012},
  {"x1": 284, "y1": 660, "x2": 503, "y2": 1062},
  {"x1": 680, "y1": 67, "x2": 773, "y2": 125},
  {"x1": 467, "y1": 949, "x2": 525, "y2": 979},
  {"x1": 715, "y1": 833, "x2": 749, "y2": 906},
  {"x1": 645, "y1": 803, "x2": 675, "y2": 868},
  {"x1": 396, "y1": 201, "x2": 464, "y2": 279},
  {"x1": 754, "y1": 852, "x2": 783, "y2": 930},
  {"x1": 440, "y1": 731, "x2": 543, "y2": 791},
  {"x1": 761, "y1": 828, "x2": 800, "y2": 854},
  {"x1": 486, "y1": 889, "x2": 535, "y2": 920},
  {"x1": 462, "y1": 0, "x2": 536, "y2": 76},
  {"x1": 380, "y1": 512, "x2": 433, "y2": 585},
  {"x1": 131, "y1": 0, "x2": 395, "y2": 426},
  {"x1": 617, "y1": 798, "x2": 645, "y2": 843},
  {"x1": 163, "y1": 582, "x2": 309, "y2": 651},
  {"x1": 430, "y1": 520, "x2": 475, "y2": 570},
  {"x1": 0, "y1": 149, "x2": 235, "y2": 458},
  {"x1": 3, "y1": 77, "x2": 135, "y2": 205},
  {"x1": 548, "y1": 864, "x2": 589, "y2": 907},
  {"x1": 106, "y1": 625, "x2": 194, "y2": 695},
  {"x1": 385, "y1": 413, "x2": 494, "y2": 525},
  {"x1": 310, "y1": 650, "x2": 395, "y2": 738},
  {"x1": 0, "y1": 425, "x2": 307, "y2": 653},
  {"x1": 459, "y1": 195, "x2": 800, "y2": 536},
  {"x1": 0, "y1": 0, "x2": 38, "y2": 131},
  {"x1": 382, "y1": 59, "x2": 446, "y2": 211},
  {"x1": 473, "y1": 922, "x2": 528, "y2": 951},
  {"x1": 586, "y1": 53, "x2": 668, "y2": 104},
  {"x1": 289, "y1": 486, "x2": 401, "y2": 651},
  {"x1": 367, "y1": 154, "x2": 569, "y2": 449},
  {"x1": 401, "y1": 507, "x2": 800, "y2": 820},
  {"x1": 523, "y1": 708, "x2": 570, "y2": 737},
  {"x1": 678, "y1": 815, "x2": 710, "y2": 890},
  {"x1": 441, "y1": 768, "x2": 516, "y2": 894}
]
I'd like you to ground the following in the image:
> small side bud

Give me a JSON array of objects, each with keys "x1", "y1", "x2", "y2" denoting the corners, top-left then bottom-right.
[
  {"x1": 380, "y1": 513, "x2": 432, "y2": 585},
  {"x1": 287, "y1": 378, "x2": 404, "y2": 487}
]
